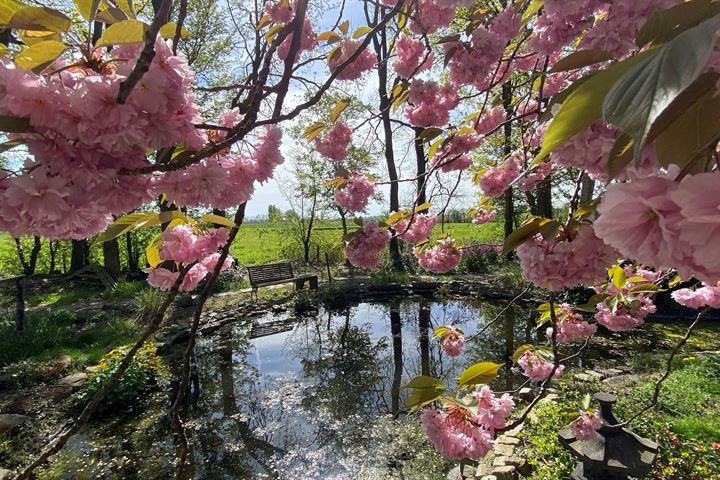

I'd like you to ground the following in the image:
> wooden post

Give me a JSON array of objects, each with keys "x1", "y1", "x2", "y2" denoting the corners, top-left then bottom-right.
[
  {"x1": 325, "y1": 252, "x2": 332, "y2": 284},
  {"x1": 15, "y1": 275, "x2": 25, "y2": 333}
]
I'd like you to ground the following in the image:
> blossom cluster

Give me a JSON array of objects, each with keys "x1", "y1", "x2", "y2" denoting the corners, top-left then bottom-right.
[
  {"x1": 344, "y1": 221, "x2": 391, "y2": 269},
  {"x1": 432, "y1": 132, "x2": 482, "y2": 173},
  {"x1": 421, "y1": 387, "x2": 514, "y2": 461},
  {"x1": 672, "y1": 284, "x2": 720, "y2": 309},
  {"x1": 314, "y1": 123, "x2": 352, "y2": 162},
  {"x1": 334, "y1": 172, "x2": 374, "y2": 212},
  {"x1": 328, "y1": 39, "x2": 376, "y2": 81},
  {"x1": 415, "y1": 238, "x2": 462, "y2": 274},
  {"x1": 396, "y1": 212, "x2": 437, "y2": 244},
  {"x1": 394, "y1": 34, "x2": 434, "y2": 78},
  {"x1": 571, "y1": 411, "x2": 602, "y2": 441},
  {"x1": 517, "y1": 349, "x2": 565, "y2": 382},
  {"x1": 547, "y1": 304, "x2": 597, "y2": 343},
  {"x1": 471, "y1": 209, "x2": 497, "y2": 225},
  {"x1": 0, "y1": 39, "x2": 204, "y2": 239},
  {"x1": 516, "y1": 225, "x2": 618, "y2": 292},
  {"x1": 478, "y1": 159, "x2": 520, "y2": 198},
  {"x1": 437, "y1": 325, "x2": 465, "y2": 357},
  {"x1": 144, "y1": 224, "x2": 234, "y2": 292},
  {"x1": 405, "y1": 80, "x2": 459, "y2": 127},
  {"x1": 594, "y1": 172, "x2": 720, "y2": 285}
]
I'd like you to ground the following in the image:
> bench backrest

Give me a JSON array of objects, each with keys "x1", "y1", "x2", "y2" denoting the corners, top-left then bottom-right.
[{"x1": 247, "y1": 262, "x2": 294, "y2": 286}]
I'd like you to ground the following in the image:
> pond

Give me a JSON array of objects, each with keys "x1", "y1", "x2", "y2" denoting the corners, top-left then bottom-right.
[
  {"x1": 183, "y1": 297, "x2": 556, "y2": 479},
  {"x1": 43, "y1": 295, "x2": 667, "y2": 480}
]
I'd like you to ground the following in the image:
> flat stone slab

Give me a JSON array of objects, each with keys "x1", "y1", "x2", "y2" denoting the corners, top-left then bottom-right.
[
  {"x1": 58, "y1": 372, "x2": 88, "y2": 389},
  {"x1": 0, "y1": 414, "x2": 28, "y2": 435},
  {"x1": 491, "y1": 465, "x2": 516, "y2": 480}
]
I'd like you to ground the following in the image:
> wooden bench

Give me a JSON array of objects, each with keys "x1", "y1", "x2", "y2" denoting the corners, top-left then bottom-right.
[{"x1": 247, "y1": 262, "x2": 318, "y2": 298}]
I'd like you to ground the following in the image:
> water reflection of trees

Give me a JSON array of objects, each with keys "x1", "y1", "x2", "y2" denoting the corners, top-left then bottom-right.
[{"x1": 185, "y1": 298, "x2": 535, "y2": 479}]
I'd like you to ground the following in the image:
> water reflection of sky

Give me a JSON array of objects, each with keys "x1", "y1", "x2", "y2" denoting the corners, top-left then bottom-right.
[{"x1": 191, "y1": 297, "x2": 536, "y2": 480}]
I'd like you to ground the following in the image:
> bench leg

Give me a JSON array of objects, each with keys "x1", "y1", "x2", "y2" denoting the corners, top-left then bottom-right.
[
  {"x1": 295, "y1": 279, "x2": 305, "y2": 290},
  {"x1": 309, "y1": 277, "x2": 318, "y2": 290}
]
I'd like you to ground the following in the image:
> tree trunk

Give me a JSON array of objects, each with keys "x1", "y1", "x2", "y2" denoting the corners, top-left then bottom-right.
[
  {"x1": 536, "y1": 176, "x2": 553, "y2": 218},
  {"x1": 418, "y1": 302, "x2": 431, "y2": 376},
  {"x1": 580, "y1": 174, "x2": 595, "y2": 204},
  {"x1": 414, "y1": 127, "x2": 427, "y2": 205},
  {"x1": 125, "y1": 233, "x2": 138, "y2": 273},
  {"x1": 14, "y1": 237, "x2": 42, "y2": 275},
  {"x1": 70, "y1": 239, "x2": 88, "y2": 272},
  {"x1": 390, "y1": 307, "x2": 403, "y2": 417},
  {"x1": 373, "y1": 12, "x2": 403, "y2": 271},
  {"x1": 49, "y1": 240, "x2": 58, "y2": 274},
  {"x1": 338, "y1": 207, "x2": 352, "y2": 269},
  {"x1": 103, "y1": 239, "x2": 121, "y2": 279},
  {"x1": 502, "y1": 83, "x2": 515, "y2": 248},
  {"x1": 302, "y1": 192, "x2": 317, "y2": 264}
]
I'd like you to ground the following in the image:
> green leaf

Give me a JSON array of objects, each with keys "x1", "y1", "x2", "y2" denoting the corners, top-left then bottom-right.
[
  {"x1": 200, "y1": 214, "x2": 236, "y2": 228},
  {"x1": 457, "y1": 362, "x2": 502, "y2": 387},
  {"x1": 550, "y1": 49, "x2": 614, "y2": 73},
  {"x1": 96, "y1": 19, "x2": 147, "y2": 46},
  {"x1": 432, "y1": 326, "x2": 450, "y2": 339},
  {"x1": 0, "y1": 0, "x2": 24, "y2": 25},
  {"x1": 115, "y1": 0, "x2": 135, "y2": 18},
  {"x1": 6, "y1": 6, "x2": 71, "y2": 32},
  {"x1": 414, "y1": 202, "x2": 432, "y2": 213},
  {"x1": 668, "y1": 275, "x2": 682, "y2": 288},
  {"x1": 352, "y1": 25, "x2": 373, "y2": 39},
  {"x1": 0, "y1": 115, "x2": 30, "y2": 133},
  {"x1": 606, "y1": 133, "x2": 634, "y2": 180},
  {"x1": 512, "y1": 344, "x2": 534, "y2": 364},
  {"x1": 265, "y1": 23, "x2": 284, "y2": 43},
  {"x1": 406, "y1": 387, "x2": 444, "y2": 410},
  {"x1": 603, "y1": 15, "x2": 720, "y2": 159},
  {"x1": 257, "y1": 14, "x2": 271, "y2": 29},
  {"x1": 580, "y1": 392, "x2": 592, "y2": 410},
  {"x1": 73, "y1": 0, "x2": 100, "y2": 21},
  {"x1": 520, "y1": 0, "x2": 543, "y2": 24},
  {"x1": 316, "y1": 30, "x2": 341, "y2": 43},
  {"x1": 95, "y1": 6, "x2": 128, "y2": 24},
  {"x1": 303, "y1": 121, "x2": 326, "y2": 140},
  {"x1": 146, "y1": 234, "x2": 163, "y2": 268},
  {"x1": 502, "y1": 217, "x2": 554, "y2": 254},
  {"x1": 535, "y1": 50, "x2": 655, "y2": 163},
  {"x1": 92, "y1": 211, "x2": 185, "y2": 246},
  {"x1": 329, "y1": 98, "x2": 350, "y2": 123},
  {"x1": 636, "y1": 0, "x2": 720, "y2": 47},
  {"x1": 418, "y1": 127, "x2": 443, "y2": 142},
  {"x1": 404, "y1": 375, "x2": 445, "y2": 390},
  {"x1": 14, "y1": 39, "x2": 66, "y2": 71},
  {"x1": 158, "y1": 22, "x2": 190, "y2": 39},
  {"x1": 654, "y1": 89, "x2": 720, "y2": 168},
  {"x1": 609, "y1": 265, "x2": 626, "y2": 289},
  {"x1": 629, "y1": 283, "x2": 662, "y2": 294}
]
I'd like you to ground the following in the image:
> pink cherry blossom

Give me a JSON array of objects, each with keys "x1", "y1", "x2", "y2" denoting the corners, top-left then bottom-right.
[
  {"x1": 405, "y1": 79, "x2": 459, "y2": 127},
  {"x1": 144, "y1": 267, "x2": 180, "y2": 291},
  {"x1": 328, "y1": 39, "x2": 376, "y2": 81},
  {"x1": 571, "y1": 411, "x2": 602, "y2": 441},
  {"x1": 439, "y1": 325, "x2": 465, "y2": 356},
  {"x1": 546, "y1": 304, "x2": 597, "y2": 343},
  {"x1": 594, "y1": 175, "x2": 684, "y2": 270},
  {"x1": 415, "y1": 238, "x2": 461, "y2": 274},
  {"x1": 394, "y1": 34, "x2": 434, "y2": 78},
  {"x1": 278, "y1": 18, "x2": 317, "y2": 61},
  {"x1": 161, "y1": 224, "x2": 199, "y2": 264},
  {"x1": 345, "y1": 221, "x2": 391, "y2": 269},
  {"x1": 551, "y1": 122, "x2": 617, "y2": 181},
  {"x1": 478, "y1": 158, "x2": 521, "y2": 198},
  {"x1": 516, "y1": 225, "x2": 618, "y2": 292},
  {"x1": 397, "y1": 212, "x2": 437, "y2": 244},
  {"x1": 594, "y1": 294, "x2": 656, "y2": 332},
  {"x1": 334, "y1": 172, "x2": 374, "y2": 212},
  {"x1": 410, "y1": 0, "x2": 456, "y2": 34},
  {"x1": 518, "y1": 162, "x2": 555, "y2": 192},
  {"x1": 264, "y1": 0, "x2": 294, "y2": 23},
  {"x1": 518, "y1": 350, "x2": 565, "y2": 382},
  {"x1": 314, "y1": 123, "x2": 352, "y2": 162},
  {"x1": 180, "y1": 262, "x2": 209, "y2": 292},
  {"x1": 472, "y1": 209, "x2": 497, "y2": 225},
  {"x1": 671, "y1": 284, "x2": 720, "y2": 309},
  {"x1": 472, "y1": 385, "x2": 515, "y2": 430},
  {"x1": 474, "y1": 107, "x2": 506, "y2": 136},
  {"x1": 201, "y1": 253, "x2": 235, "y2": 273},
  {"x1": 432, "y1": 133, "x2": 482, "y2": 172},
  {"x1": 420, "y1": 407, "x2": 494, "y2": 460}
]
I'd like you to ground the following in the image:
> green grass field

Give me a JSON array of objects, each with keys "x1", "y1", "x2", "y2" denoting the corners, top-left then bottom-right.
[{"x1": 0, "y1": 220, "x2": 504, "y2": 275}]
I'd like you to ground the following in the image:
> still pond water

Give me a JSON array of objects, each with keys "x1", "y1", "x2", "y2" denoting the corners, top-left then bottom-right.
[{"x1": 48, "y1": 297, "x2": 613, "y2": 480}]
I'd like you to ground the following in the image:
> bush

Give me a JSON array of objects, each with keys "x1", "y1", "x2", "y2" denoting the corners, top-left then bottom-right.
[
  {"x1": 77, "y1": 342, "x2": 166, "y2": 413},
  {"x1": 456, "y1": 245, "x2": 505, "y2": 274},
  {"x1": 210, "y1": 267, "x2": 247, "y2": 294},
  {"x1": 131, "y1": 288, "x2": 166, "y2": 324}
]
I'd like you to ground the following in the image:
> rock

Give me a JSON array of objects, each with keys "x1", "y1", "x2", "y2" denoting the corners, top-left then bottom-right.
[
  {"x1": 446, "y1": 466, "x2": 462, "y2": 480},
  {"x1": 502, "y1": 456, "x2": 530, "y2": 476},
  {"x1": 495, "y1": 435, "x2": 520, "y2": 446},
  {"x1": 517, "y1": 387, "x2": 533, "y2": 401},
  {"x1": 42, "y1": 355, "x2": 72, "y2": 378},
  {"x1": 493, "y1": 456, "x2": 509, "y2": 467},
  {"x1": 505, "y1": 424, "x2": 523, "y2": 437},
  {"x1": 544, "y1": 393, "x2": 560, "y2": 404},
  {"x1": 0, "y1": 468, "x2": 13, "y2": 479},
  {"x1": 479, "y1": 476, "x2": 497, "y2": 480},
  {"x1": 58, "y1": 372, "x2": 87, "y2": 389},
  {"x1": 573, "y1": 373, "x2": 594, "y2": 382},
  {"x1": 583, "y1": 370, "x2": 604, "y2": 380},
  {"x1": 491, "y1": 465, "x2": 516, "y2": 480},
  {"x1": 494, "y1": 444, "x2": 515, "y2": 457},
  {"x1": 603, "y1": 373, "x2": 643, "y2": 385},
  {"x1": 271, "y1": 304, "x2": 286, "y2": 313},
  {"x1": 0, "y1": 414, "x2": 28, "y2": 435}
]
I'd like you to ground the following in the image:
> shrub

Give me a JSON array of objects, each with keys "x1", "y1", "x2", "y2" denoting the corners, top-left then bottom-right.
[
  {"x1": 456, "y1": 245, "x2": 504, "y2": 274},
  {"x1": 76, "y1": 342, "x2": 166, "y2": 413},
  {"x1": 131, "y1": 288, "x2": 166, "y2": 324}
]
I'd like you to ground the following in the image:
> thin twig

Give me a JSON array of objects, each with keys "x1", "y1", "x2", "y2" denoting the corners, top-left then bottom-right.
[{"x1": 466, "y1": 284, "x2": 532, "y2": 343}]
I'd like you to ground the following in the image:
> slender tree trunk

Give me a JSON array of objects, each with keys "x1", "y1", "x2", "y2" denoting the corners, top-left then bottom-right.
[
  {"x1": 125, "y1": 232, "x2": 138, "y2": 272},
  {"x1": 49, "y1": 240, "x2": 58, "y2": 274},
  {"x1": 103, "y1": 239, "x2": 121, "y2": 279},
  {"x1": 14, "y1": 237, "x2": 42, "y2": 275},
  {"x1": 373, "y1": 9, "x2": 403, "y2": 271},
  {"x1": 418, "y1": 302, "x2": 431, "y2": 376},
  {"x1": 536, "y1": 176, "x2": 553, "y2": 218},
  {"x1": 580, "y1": 174, "x2": 595, "y2": 204},
  {"x1": 303, "y1": 192, "x2": 317, "y2": 264},
  {"x1": 525, "y1": 191, "x2": 540, "y2": 216},
  {"x1": 390, "y1": 307, "x2": 403, "y2": 417},
  {"x1": 70, "y1": 239, "x2": 88, "y2": 272},
  {"x1": 414, "y1": 127, "x2": 427, "y2": 205}
]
